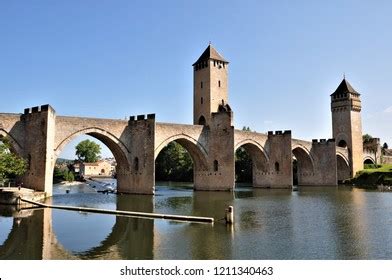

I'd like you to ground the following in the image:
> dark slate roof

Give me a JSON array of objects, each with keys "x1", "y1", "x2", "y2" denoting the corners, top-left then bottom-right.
[
  {"x1": 331, "y1": 78, "x2": 359, "y2": 96},
  {"x1": 192, "y1": 44, "x2": 228, "y2": 66}
]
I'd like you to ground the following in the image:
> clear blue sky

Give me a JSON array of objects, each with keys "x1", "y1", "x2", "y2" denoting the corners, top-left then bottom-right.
[{"x1": 1, "y1": 0, "x2": 391, "y2": 159}]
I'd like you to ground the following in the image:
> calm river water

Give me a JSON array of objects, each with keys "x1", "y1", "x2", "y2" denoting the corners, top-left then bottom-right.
[{"x1": 1, "y1": 180, "x2": 392, "y2": 260}]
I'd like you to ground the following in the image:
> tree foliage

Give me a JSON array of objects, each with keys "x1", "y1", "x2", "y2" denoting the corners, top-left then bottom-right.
[
  {"x1": 235, "y1": 146, "x2": 252, "y2": 182},
  {"x1": 75, "y1": 139, "x2": 101, "y2": 163},
  {"x1": 155, "y1": 142, "x2": 193, "y2": 182},
  {"x1": 0, "y1": 139, "x2": 27, "y2": 181},
  {"x1": 235, "y1": 126, "x2": 253, "y2": 182},
  {"x1": 53, "y1": 167, "x2": 75, "y2": 182},
  {"x1": 64, "y1": 170, "x2": 75, "y2": 182},
  {"x1": 362, "y1": 134, "x2": 373, "y2": 143}
]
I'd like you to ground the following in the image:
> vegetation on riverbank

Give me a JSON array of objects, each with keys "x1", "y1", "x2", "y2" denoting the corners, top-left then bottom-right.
[
  {"x1": 53, "y1": 167, "x2": 75, "y2": 183},
  {"x1": 155, "y1": 142, "x2": 193, "y2": 181},
  {"x1": 348, "y1": 164, "x2": 392, "y2": 187},
  {"x1": 0, "y1": 139, "x2": 27, "y2": 184}
]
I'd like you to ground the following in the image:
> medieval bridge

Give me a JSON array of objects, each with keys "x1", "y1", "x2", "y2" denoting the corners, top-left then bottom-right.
[
  {"x1": 0, "y1": 45, "x2": 365, "y2": 196},
  {"x1": 1, "y1": 105, "x2": 351, "y2": 196}
]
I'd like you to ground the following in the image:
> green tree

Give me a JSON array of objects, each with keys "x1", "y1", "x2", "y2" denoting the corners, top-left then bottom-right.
[
  {"x1": 155, "y1": 142, "x2": 193, "y2": 182},
  {"x1": 235, "y1": 126, "x2": 253, "y2": 183},
  {"x1": 363, "y1": 134, "x2": 373, "y2": 143},
  {"x1": 75, "y1": 140, "x2": 101, "y2": 163},
  {"x1": 63, "y1": 170, "x2": 74, "y2": 182},
  {"x1": 0, "y1": 139, "x2": 27, "y2": 182},
  {"x1": 235, "y1": 146, "x2": 252, "y2": 182}
]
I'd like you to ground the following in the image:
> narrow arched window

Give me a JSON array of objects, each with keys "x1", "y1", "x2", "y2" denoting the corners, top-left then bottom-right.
[
  {"x1": 198, "y1": 116, "x2": 206, "y2": 125},
  {"x1": 218, "y1": 80, "x2": 221, "y2": 87},
  {"x1": 275, "y1": 162, "x2": 280, "y2": 172},
  {"x1": 338, "y1": 140, "x2": 347, "y2": 148},
  {"x1": 201, "y1": 97, "x2": 203, "y2": 104},
  {"x1": 134, "y1": 157, "x2": 139, "y2": 171},
  {"x1": 213, "y1": 160, "x2": 219, "y2": 172},
  {"x1": 201, "y1": 81, "x2": 203, "y2": 89},
  {"x1": 28, "y1": 154, "x2": 32, "y2": 170}
]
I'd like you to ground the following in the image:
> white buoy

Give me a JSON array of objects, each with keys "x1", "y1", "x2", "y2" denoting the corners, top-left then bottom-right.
[{"x1": 225, "y1": 206, "x2": 234, "y2": 224}]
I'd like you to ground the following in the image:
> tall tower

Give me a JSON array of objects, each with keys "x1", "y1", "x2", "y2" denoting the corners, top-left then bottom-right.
[
  {"x1": 193, "y1": 44, "x2": 229, "y2": 126},
  {"x1": 331, "y1": 78, "x2": 363, "y2": 176}
]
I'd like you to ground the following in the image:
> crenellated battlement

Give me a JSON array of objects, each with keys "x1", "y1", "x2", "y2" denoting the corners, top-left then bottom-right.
[
  {"x1": 129, "y1": 114, "x2": 156, "y2": 122},
  {"x1": 268, "y1": 130, "x2": 291, "y2": 136},
  {"x1": 23, "y1": 104, "x2": 55, "y2": 115},
  {"x1": 312, "y1": 138, "x2": 335, "y2": 144}
]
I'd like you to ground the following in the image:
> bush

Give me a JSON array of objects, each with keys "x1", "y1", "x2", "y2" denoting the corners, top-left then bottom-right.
[
  {"x1": 63, "y1": 170, "x2": 75, "y2": 182},
  {"x1": 364, "y1": 164, "x2": 381, "y2": 169}
]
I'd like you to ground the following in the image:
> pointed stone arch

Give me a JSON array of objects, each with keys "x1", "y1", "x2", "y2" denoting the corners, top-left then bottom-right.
[
  {"x1": 54, "y1": 127, "x2": 131, "y2": 191},
  {"x1": 0, "y1": 129, "x2": 23, "y2": 156},
  {"x1": 155, "y1": 134, "x2": 209, "y2": 171},
  {"x1": 292, "y1": 145, "x2": 315, "y2": 185},
  {"x1": 234, "y1": 139, "x2": 269, "y2": 187},
  {"x1": 337, "y1": 153, "x2": 351, "y2": 182}
]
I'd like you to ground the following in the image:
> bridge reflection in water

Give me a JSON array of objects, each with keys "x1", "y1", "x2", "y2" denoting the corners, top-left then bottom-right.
[
  {"x1": 2, "y1": 185, "x2": 392, "y2": 259},
  {"x1": 0, "y1": 195, "x2": 155, "y2": 260}
]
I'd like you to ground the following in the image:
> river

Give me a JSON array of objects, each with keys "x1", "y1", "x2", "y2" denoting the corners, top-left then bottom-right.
[{"x1": 1, "y1": 180, "x2": 392, "y2": 259}]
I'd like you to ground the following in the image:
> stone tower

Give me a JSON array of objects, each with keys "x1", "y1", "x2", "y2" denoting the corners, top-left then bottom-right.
[
  {"x1": 331, "y1": 78, "x2": 363, "y2": 176},
  {"x1": 193, "y1": 44, "x2": 229, "y2": 126}
]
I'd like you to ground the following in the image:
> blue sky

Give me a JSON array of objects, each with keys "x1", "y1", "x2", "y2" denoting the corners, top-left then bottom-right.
[{"x1": 1, "y1": 0, "x2": 391, "y2": 159}]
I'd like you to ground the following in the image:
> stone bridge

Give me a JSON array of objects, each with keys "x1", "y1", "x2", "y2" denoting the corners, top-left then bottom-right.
[
  {"x1": 0, "y1": 45, "x2": 373, "y2": 196},
  {"x1": 1, "y1": 104, "x2": 353, "y2": 196}
]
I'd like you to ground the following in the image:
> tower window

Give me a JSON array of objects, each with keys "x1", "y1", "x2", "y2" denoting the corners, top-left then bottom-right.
[
  {"x1": 214, "y1": 61, "x2": 216, "y2": 67},
  {"x1": 338, "y1": 140, "x2": 347, "y2": 148},
  {"x1": 198, "y1": 116, "x2": 206, "y2": 125},
  {"x1": 134, "y1": 157, "x2": 139, "y2": 171},
  {"x1": 218, "y1": 80, "x2": 221, "y2": 87},
  {"x1": 201, "y1": 82, "x2": 203, "y2": 89},
  {"x1": 201, "y1": 97, "x2": 203, "y2": 104},
  {"x1": 213, "y1": 160, "x2": 219, "y2": 172},
  {"x1": 275, "y1": 162, "x2": 280, "y2": 172}
]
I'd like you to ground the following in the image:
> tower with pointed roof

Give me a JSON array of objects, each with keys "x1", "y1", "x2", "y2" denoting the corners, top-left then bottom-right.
[
  {"x1": 193, "y1": 44, "x2": 229, "y2": 126},
  {"x1": 331, "y1": 78, "x2": 363, "y2": 176}
]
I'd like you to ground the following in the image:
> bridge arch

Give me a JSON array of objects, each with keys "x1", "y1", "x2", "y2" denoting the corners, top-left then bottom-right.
[
  {"x1": 234, "y1": 139, "x2": 270, "y2": 162},
  {"x1": 0, "y1": 129, "x2": 23, "y2": 156},
  {"x1": 337, "y1": 153, "x2": 351, "y2": 182},
  {"x1": 363, "y1": 157, "x2": 375, "y2": 165},
  {"x1": 155, "y1": 134, "x2": 209, "y2": 171},
  {"x1": 234, "y1": 140, "x2": 269, "y2": 186},
  {"x1": 292, "y1": 145, "x2": 315, "y2": 185},
  {"x1": 54, "y1": 127, "x2": 131, "y2": 190}
]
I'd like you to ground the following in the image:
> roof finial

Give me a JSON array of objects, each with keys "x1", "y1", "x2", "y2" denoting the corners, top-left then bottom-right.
[
  {"x1": 343, "y1": 72, "x2": 346, "y2": 80},
  {"x1": 209, "y1": 41, "x2": 211, "y2": 45}
]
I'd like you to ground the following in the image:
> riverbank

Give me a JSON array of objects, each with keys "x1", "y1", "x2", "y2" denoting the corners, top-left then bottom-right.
[
  {"x1": 0, "y1": 187, "x2": 46, "y2": 205},
  {"x1": 347, "y1": 164, "x2": 392, "y2": 189}
]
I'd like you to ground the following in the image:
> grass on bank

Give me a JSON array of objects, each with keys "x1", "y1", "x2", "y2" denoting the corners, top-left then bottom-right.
[{"x1": 351, "y1": 164, "x2": 392, "y2": 187}]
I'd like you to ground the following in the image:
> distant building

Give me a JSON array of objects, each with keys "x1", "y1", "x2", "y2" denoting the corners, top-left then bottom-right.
[{"x1": 80, "y1": 161, "x2": 112, "y2": 177}]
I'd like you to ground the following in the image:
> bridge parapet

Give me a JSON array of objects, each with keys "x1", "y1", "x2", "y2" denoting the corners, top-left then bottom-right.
[
  {"x1": 23, "y1": 104, "x2": 55, "y2": 115},
  {"x1": 129, "y1": 113, "x2": 156, "y2": 121}
]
